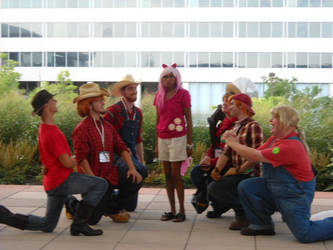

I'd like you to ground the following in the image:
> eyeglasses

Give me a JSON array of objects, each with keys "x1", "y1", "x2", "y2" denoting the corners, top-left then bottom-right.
[{"x1": 162, "y1": 74, "x2": 176, "y2": 80}]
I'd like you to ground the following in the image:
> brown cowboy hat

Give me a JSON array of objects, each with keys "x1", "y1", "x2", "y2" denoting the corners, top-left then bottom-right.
[
  {"x1": 226, "y1": 83, "x2": 241, "y2": 95},
  {"x1": 73, "y1": 82, "x2": 109, "y2": 103},
  {"x1": 111, "y1": 74, "x2": 140, "y2": 97}
]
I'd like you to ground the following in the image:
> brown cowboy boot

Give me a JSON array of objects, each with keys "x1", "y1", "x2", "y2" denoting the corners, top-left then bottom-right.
[{"x1": 229, "y1": 215, "x2": 250, "y2": 230}]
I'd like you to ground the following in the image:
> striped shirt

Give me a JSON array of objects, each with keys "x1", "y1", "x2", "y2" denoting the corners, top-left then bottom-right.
[{"x1": 223, "y1": 117, "x2": 264, "y2": 176}]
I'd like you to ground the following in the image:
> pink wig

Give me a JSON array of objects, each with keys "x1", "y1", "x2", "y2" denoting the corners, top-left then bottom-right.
[{"x1": 155, "y1": 63, "x2": 183, "y2": 108}]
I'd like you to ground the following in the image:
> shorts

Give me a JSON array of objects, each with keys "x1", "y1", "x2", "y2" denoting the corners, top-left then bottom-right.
[{"x1": 158, "y1": 135, "x2": 187, "y2": 162}]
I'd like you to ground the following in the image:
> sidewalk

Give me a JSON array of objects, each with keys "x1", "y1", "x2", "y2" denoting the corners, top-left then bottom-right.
[{"x1": 0, "y1": 185, "x2": 333, "y2": 250}]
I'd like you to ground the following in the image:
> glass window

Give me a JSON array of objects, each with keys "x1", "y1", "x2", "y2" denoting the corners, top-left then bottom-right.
[
  {"x1": 31, "y1": 23, "x2": 42, "y2": 37},
  {"x1": 101, "y1": 52, "x2": 112, "y2": 67},
  {"x1": 259, "y1": 52, "x2": 270, "y2": 67},
  {"x1": 260, "y1": 22, "x2": 270, "y2": 37},
  {"x1": 1, "y1": 24, "x2": 9, "y2": 37},
  {"x1": 20, "y1": 23, "x2": 31, "y2": 37},
  {"x1": 323, "y1": 0, "x2": 333, "y2": 7},
  {"x1": 78, "y1": 23, "x2": 89, "y2": 37},
  {"x1": 286, "y1": 52, "x2": 296, "y2": 68},
  {"x1": 92, "y1": 52, "x2": 102, "y2": 67},
  {"x1": 32, "y1": 52, "x2": 42, "y2": 67},
  {"x1": 114, "y1": 23, "x2": 125, "y2": 37},
  {"x1": 67, "y1": 23, "x2": 78, "y2": 37},
  {"x1": 288, "y1": 23, "x2": 296, "y2": 37},
  {"x1": 55, "y1": 52, "x2": 66, "y2": 67},
  {"x1": 20, "y1": 0, "x2": 30, "y2": 8},
  {"x1": 260, "y1": 0, "x2": 271, "y2": 7},
  {"x1": 309, "y1": 53, "x2": 320, "y2": 68},
  {"x1": 124, "y1": 52, "x2": 136, "y2": 67},
  {"x1": 309, "y1": 0, "x2": 321, "y2": 7},
  {"x1": 21, "y1": 52, "x2": 31, "y2": 67},
  {"x1": 162, "y1": 0, "x2": 173, "y2": 7},
  {"x1": 222, "y1": 52, "x2": 233, "y2": 67},
  {"x1": 126, "y1": 23, "x2": 136, "y2": 37},
  {"x1": 272, "y1": 0, "x2": 283, "y2": 7},
  {"x1": 67, "y1": 52, "x2": 78, "y2": 66},
  {"x1": 162, "y1": 23, "x2": 173, "y2": 37},
  {"x1": 199, "y1": 0, "x2": 209, "y2": 7},
  {"x1": 198, "y1": 23, "x2": 209, "y2": 37},
  {"x1": 174, "y1": 52, "x2": 184, "y2": 67},
  {"x1": 47, "y1": 52, "x2": 55, "y2": 67},
  {"x1": 272, "y1": 53, "x2": 282, "y2": 68},
  {"x1": 1, "y1": 0, "x2": 10, "y2": 8},
  {"x1": 190, "y1": 23, "x2": 198, "y2": 37},
  {"x1": 79, "y1": 0, "x2": 89, "y2": 7},
  {"x1": 272, "y1": 22, "x2": 282, "y2": 37},
  {"x1": 321, "y1": 23, "x2": 332, "y2": 38},
  {"x1": 247, "y1": 52, "x2": 258, "y2": 68},
  {"x1": 174, "y1": 23, "x2": 185, "y2": 37},
  {"x1": 150, "y1": 23, "x2": 161, "y2": 37},
  {"x1": 67, "y1": 0, "x2": 78, "y2": 8},
  {"x1": 198, "y1": 52, "x2": 209, "y2": 67},
  {"x1": 210, "y1": 23, "x2": 222, "y2": 37},
  {"x1": 309, "y1": 22, "x2": 320, "y2": 37},
  {"x1": 321, "y1": 53, "x2": 332, "y2": 68},
  {"x1": 142, "y1": 52, "x2": 159, "y2": 67},
  {"x1": 297, "y1": 0, "x2": 308, "y2": 7},
  {"x1": 210, "y1": 52, "x2": 221, "y2": 67},
  {"x1": 222, "y1": 0, "x2": 234, "y2": 7},
  {"x1": 189, "y1": 52, "x2": 198, "y2": 67},
  {"x1": 79, "y1": 52, "x2": 89, "y2": 67},
  {"x1": 161, "y1": 52, "x2": 172, "y2": 65},
  {"x1": 248, "y1": 0, "x2": 259, "y2": 7},
  {"x1": 103, "y1": 23, "x2": 113, "y2": 37},
  {"x1": 238, "y1": 53, "x2": 246, "y2": 68},
  {"x1": 9, "y1": 24, "x2": 20, "y2": 37},
  {"x1": 9, "y1": 52, "x2": 19, "y2": 62},
  {"x1": 297, "y1": 22, "x2": 308, "y2": 37},
  {"x1": 211, "y1": 0, "x2": 222, "y2": 7},
  {"x1": 175, "y1": 0, "x2": 185, "y2": 7},
  {"x1": 150, "y1": 52, "x2": 160, "y2": 67},
  {"x1": 102, "y1": 0, "x2": 113, "y2": 7},
  {"x1": 94, "y1": 23, "x2": 103, "y2": 37},
  {"x1": 151, "y1": 0, "x2": 161, "y2": 7},
  {"x1": 239, "y1": 22, "x2": 246, "y2": 37},
  {"x1": 46, "y1": 0, "x2": 55, "y2": 7},
  {"x1": 223, "y1": 22, "x2": 233, "y2": 37},
  {"x1": 9, "y1": 0, "x2": 20, "y2": 7},
  {"x1": 287, "y1": 0, "x2": 297, "y2": 7},
  {"x1": 48, "y1": 23, "x2": 66, "y2": 37},
  {"x1": 114, "y1": 1, "x2": 125, "y2": 7},
  {"x1": 247, "y1": 22, "x2": 259, "y2": 37},
  {"x1": 239, "y1": 0, "x2": 246, "y2": 7},
  {"x1": 296, "y1": 53, "x2": 307, "y2": 68}
]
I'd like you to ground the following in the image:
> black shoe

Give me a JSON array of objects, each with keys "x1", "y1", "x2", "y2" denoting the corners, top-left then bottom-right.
[
  {"x1": 160, "y1": 212, "x2": 175, "y2": 221},
  {"x1": 172, "y1": 213, "x2": 186, "y2": 222},
  {"x1": 206, "y1": 207, "x2": 229, "y2": 218},
  {"x1": 241, "y1": 226, "x2": 275, "y2": 236},
  {"x1": 0, "y1": 205, "x2": 28, "y2": 230},
  {"x1": 70, "y1": 223, "x2": 103, "y2": 236}
]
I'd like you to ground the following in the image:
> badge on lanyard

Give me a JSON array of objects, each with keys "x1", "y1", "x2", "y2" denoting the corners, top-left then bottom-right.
[{"x1": 99, "y1": 151, "x2": 110, "y2": 163}]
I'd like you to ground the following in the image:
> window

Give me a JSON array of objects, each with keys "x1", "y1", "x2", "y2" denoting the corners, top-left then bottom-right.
[
  {"x1": 162, "y1": 23, "x2": 172, "y2": 37},
  {"x1": 238, "y1": 53, "x2": 246, "y2": 68},
  {"x1": 288, "y1": 22, "x2": 296, "y2": 37},
  {"x1": 126, "y1": 23, "x2": 136, "y2": 37},
  {"x1": 55, "y1": 52, "x2": 66, "y2": 67},
  {"x1": 321, "y1": 53, "x2": 332, "y2": 68},
  {"x1": 21, "y1": 52, "x2": 31, "y2": 67},
  {"x1": 272, "y1": 53, "x2": 282, "y2": 68},
  {"x1": 223, "y1": 22, "x2": 233, "y2": 37},
  {"x1": 210, "y1": 52, "x2": 221, "y2": 67},
  {"x1": 103, "y1": 23, "x2": 113, "y2": 37},
  {"x1": 210, "y1": 23, "x2": 222, "y2": 37},
  {"x1": 259, "y1": 52, "x2": 271, "y2": 67},
  {"x1": 296, "y1": 53, "x2": 307, "y2": 68},
  {"x1": 260, "y1": 0, "x2": 271, "y2": 7},
  {"x1": 272, "y1": 0, "x2": 283, "y2": 7},
  {"x1": 32, "y1": 52, "x2": 42, "y2": 67},
  {"x1": 222, "y1": 52, "x2": 233, "y2": 67},
  {"x1": 48, "y1": 23, "x2": 66, "y2": 37},
  {"x1": 198, "y1": 23, "x2": 209, "y2": 37},
  {"x1": 309, "y1": 22, "x2": 320, "y2": 37},
  {"x1": 309, "y1": 53, "x2": 320, "y2": 68},
  {"x1": 31, "y1": 23, "x2": 42, "y2": 37},
  {"x1": 9, "y1": 52, "x2": 19, "y2": 62},
  {"x1": 286, "y1": 0, "x2": 297, "y2": 7},
  {"x1": 272, "y1": 22, "x2": 282, "y2": 37},
  {"x1": 150, "y1": 23, "x2": 161, "y2": 37},
  {"x1": 286, "y1": 52, "x2": 296, "y2": 68},
  {"x1": 297, "y1": 22, "x2": 308, "y2": 37},
  {"x1": 174, "y1": 23, "x2": 185, "y2": 37},
  {"x1": 211, "y1": 0, "x2": 222, "y2": 7},
  {"x1": 68, "y1": 0, "x2": 78, "y2": 8},
  {"x1": 124, "y1": 52, "x2": 136, "y2": 67},
  {"x1": 161, "y1": 52, "x2": 172, "y2": 66},
  {"x1": 68, "y1": 52, "x2": 78, "y2": 66},
  {"x1": 323, "y1": 0, "x2": 333, "y2": 7},
  {"x1": 199, "y1": 0, "x2": 210, "y2": 7},
  {"x1": 222, "y1": 0, "x2": 234, "y2": 7},
  {"x1": 239, "y1": 23, "x2": 246, "y2": 37},
  {"x1": 174, "y1": 52, "x2": 184, "y2": 67},
  {"x1": 1, "y1": 24, "x2": 8, "y2": 37},
  {"x1": 114, "y1": 23, "x2": 125, "y2": 37},
  {"x1": 20, "y1": 23, "x2": 31, "y2": 37},
  {"x1": 260, "y1": 22, "x2": 270, "y2": 37},
  {"x1": 247, "y1": 53, "x2": 258, "y2": 68},
  {"x1": 247, "y1": 22, "x2": 259, "y2": 37},
  {"x1": 248, "y1": 0, "x2": 259, "y2": 7},
  {"x1": 190, "y1": 23, "x2": 198, "y2": 37},
  {"x1": 102, "y1": 52, "x2": 113, "y2": 67},
  {"x1": 322, "y1": 23, "x2": 332, "y2": 38},
  {"x1": 297, "y1": 0, "x2": 308, "y2": 7},
  {"x1": 113, "y1": 52, "x2": 124, "y2": 67},
  {"x1": 189, "y1": 52, "x2": 198, "y2": 67},
  {"x1": 9, "y1": 24, "x2": 20, "y2": 37},
  {"x1": 309, "y1": 0, "x2": 321, "y2": 7},
  {"x1": 47, "y1": 52, "x2": 55, "y2": 67},
  {"x1": 198, "y1": 52, "x2": 209, "y2": 67}
]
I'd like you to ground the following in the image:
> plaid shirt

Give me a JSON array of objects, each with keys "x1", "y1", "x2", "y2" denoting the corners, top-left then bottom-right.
[
  {"x1": 104, "y1": 101, "x2": 143, "y2": 144},
  {"x1": 223, "y1": 117, "x2": 264, "y2": 176},
  {"x1": 73, "y1": 116, "x2": 129, "y2": 186}
]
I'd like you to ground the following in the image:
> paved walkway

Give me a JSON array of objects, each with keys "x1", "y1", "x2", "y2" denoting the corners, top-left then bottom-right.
[{"x1": 1, "y1": 185, "x2": 333, "y2": 250}]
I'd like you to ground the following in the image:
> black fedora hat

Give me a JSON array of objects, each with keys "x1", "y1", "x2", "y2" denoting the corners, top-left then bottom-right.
[{"x1": 31, "y1": 89, "x2": 54, "y2": 116}]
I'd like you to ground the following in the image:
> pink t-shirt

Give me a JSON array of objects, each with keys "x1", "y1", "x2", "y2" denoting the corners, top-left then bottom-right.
[{"x1": 154, "y1": 88, "x2": 191, "y2": 139}]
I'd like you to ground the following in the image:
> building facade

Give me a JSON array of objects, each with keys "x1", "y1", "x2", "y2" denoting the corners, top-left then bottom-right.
[{"x1": 0, "y1": 0, "x2": 333, "y2": 118}]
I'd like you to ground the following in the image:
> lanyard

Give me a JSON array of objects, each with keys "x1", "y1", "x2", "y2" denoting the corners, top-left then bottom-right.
[
  {"x1": 93, "y1": 118, "x2": 105, "y2": 150},
  {"x1": 121, "y1": 98, "x2": 136, "y2": 120}
]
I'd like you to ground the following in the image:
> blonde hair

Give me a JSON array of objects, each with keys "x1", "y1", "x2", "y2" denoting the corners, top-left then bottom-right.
[{"x1": 271, "y1": 105, "x2": 309, "y2": 152}]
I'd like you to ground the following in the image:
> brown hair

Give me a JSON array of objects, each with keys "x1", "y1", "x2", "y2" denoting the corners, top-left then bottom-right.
[
  {"x1": 228, "y1": 98, "x2": 253, "y2": 116},
  {"x1": 77, "y1": 96, "x2": 104, "y2": 117}
]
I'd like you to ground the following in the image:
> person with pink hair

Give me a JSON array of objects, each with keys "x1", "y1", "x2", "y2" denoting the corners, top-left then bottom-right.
[{"x1": 154, "y1": 64, "x2": 193, "y2": 222}]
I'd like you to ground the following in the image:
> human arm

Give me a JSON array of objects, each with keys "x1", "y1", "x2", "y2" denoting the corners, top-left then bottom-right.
[
  {"x1": 155, "y1": 107, "x2": 160, "y2": 158},
  {"x1": 121, "y1": 150, "x2": 143, "y2": 184},
  {"x1": 184, "y1": 107, "x2": 193, "y2": 156},
  {"x1": 59, "y1": 154, "x2": 76, "y2": 169},
  {"x1": 79, "y1": 159, "x2": 95, "y2": 176},
  {"x1": 136, "y1": 142, "x2": 145, "y2": 164}
]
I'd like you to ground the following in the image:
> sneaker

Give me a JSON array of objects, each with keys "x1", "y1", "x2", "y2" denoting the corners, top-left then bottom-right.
[
  {"x1": 241, "y1": 226, "x2": 275, "y2": 236},
  {"x1": 109, "y1": 212, "x2": 129, "y2": 223}
]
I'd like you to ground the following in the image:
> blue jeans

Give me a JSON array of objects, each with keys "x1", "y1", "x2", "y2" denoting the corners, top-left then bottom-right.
[
  {"x1": 26, "y1": 172, "x2": 107, "y2": 232},
  {"x1": 238, "y1": 165, "x2": 333, "y2": 243}
]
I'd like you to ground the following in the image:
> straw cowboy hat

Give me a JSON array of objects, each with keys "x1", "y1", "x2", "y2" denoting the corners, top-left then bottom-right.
[
  {"x1": 73, "y1": 82, "x2": 109, "y2": 103},
  {"x1": 226, "y1": 83, "x2": 241, "y2": 95},
  {"x1": 111, "y1": 74, "x2": 140, "y2": 97}
]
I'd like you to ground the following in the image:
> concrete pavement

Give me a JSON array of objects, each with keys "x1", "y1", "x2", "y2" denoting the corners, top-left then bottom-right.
[{"x1": 1, "y1": 185, "x2": 333, "y2": 250}]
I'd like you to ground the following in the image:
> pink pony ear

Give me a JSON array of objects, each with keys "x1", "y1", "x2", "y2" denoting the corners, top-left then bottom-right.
[
  {"x1": 162, "y1": 64, "x2": 168, "y2": 68},
  {"x1": 171, "y1": 63, "x2": 177, "y2": 68}
]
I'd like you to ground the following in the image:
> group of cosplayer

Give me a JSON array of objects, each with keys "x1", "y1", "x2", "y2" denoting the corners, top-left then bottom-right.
[{"x1": 1, "y1": 64, "x2": 333, "y2": 243}]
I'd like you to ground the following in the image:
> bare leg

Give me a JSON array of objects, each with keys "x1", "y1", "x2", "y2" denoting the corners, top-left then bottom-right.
[
  {"x1": 171, "y1": 161, "x2": 185, "y2": 214},
  {"x1": 163, "y1": 161, "x2": 176, "y2": 214}
]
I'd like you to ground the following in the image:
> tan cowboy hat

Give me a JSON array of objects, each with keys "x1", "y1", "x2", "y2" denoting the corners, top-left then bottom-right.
[
  {"x1": 111, "y1": 74, "x2": 140, "y2": 97},
  {"x1": 73, "y1": 82, "x2": 109, "y2": 103},
  {"x1": 226, "y1": 83, "x2": 241, "y2": 95}
]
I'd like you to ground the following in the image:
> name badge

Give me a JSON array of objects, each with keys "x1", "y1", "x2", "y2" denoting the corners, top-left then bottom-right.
[
  {"x1": 99, "y1": 151, "x2": 110, "y2": 163},
  {"x1": 214, "y1": 149, "x2": 222, "y2": 158}
]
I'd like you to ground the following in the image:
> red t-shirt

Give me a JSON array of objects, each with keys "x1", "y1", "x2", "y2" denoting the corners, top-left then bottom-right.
[
  {"x1": 259, "y1": 131, "x2": 314, "y2": 182},
  {"x1": 154, "y1": 88, "x2": 191, "y2": 139},
  {"x1": 38, "y1": 124, "x2": 73, "y2": 191}
]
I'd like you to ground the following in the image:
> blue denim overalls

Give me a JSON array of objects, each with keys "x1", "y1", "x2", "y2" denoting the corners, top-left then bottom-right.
[{"x1": 238, "y1": 136, "x2": 333, "y2": 243}]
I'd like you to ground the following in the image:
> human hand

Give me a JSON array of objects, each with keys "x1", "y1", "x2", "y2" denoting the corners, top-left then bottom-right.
[
  {"x1": 211, "y1": 168, "x2": 222, "y2": 182},
  {"x1": 41, "y1": 166, "x2": 48, "y2": 175},
  {"x1": 127, "y1": 169, "x2": 143, "y2": 184},
  {"x1": 223, "y1": 167, "x2": 238, "y2": 177},
  {"x1": 200, "y1": 156, "x2": 211, "y2": 166},
  {"x1": 222, "y1": 131, "x2": 237, "y2": 143},
  {"x1": 187, "y1": 148, "x2": 193, "y2": 157}
]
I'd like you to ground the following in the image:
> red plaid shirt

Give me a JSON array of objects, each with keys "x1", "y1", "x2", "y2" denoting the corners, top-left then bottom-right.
[
  {"x1": 73, "y1": 116, "x2": 129, "y2": 186},
  {"x1": 223, "y1": 117, "x2": 264, "y2": 176},
  {"x1": 104, "y1": 101, "x2": 143, "y2": 144}
]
